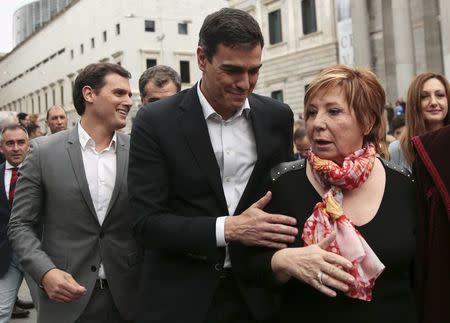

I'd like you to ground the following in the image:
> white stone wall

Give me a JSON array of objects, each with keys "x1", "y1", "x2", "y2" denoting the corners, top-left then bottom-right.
[
  {"x1": 229, "y1": 0, "x2": 338, "y2": 114},
  {"x1": 0, "y1": 0, "x2": 227, "y2": 132}
]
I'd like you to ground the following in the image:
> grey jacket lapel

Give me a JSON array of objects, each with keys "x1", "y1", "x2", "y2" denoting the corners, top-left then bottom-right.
[
  {"x1": 66, "y1": 127, "x2": 98, "y2": 224},
  {"x1": 104, "y1": 133, "x2": 127, "y2": 219}
]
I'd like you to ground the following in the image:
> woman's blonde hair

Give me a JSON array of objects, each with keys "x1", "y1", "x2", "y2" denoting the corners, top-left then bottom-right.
[
  {"x1": 400, "y1": 72, "x2": 450, "y2": 165},
  {"x1": 304, "y1": 64, "x2": 388, "y2": 157}
]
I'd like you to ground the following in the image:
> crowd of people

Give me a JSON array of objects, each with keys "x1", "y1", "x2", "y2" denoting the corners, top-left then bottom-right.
[{"x1": 0, "y1": 7, "x2": 448, "y2": 323}]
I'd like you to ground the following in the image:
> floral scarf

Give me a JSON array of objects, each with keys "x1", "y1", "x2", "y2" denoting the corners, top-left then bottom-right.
[{"x1": 302, "y1": 144, "x2": 385, "y2": 301}]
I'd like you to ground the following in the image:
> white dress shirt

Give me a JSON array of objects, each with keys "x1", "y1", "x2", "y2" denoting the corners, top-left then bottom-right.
[
  {"x1": 4, "y1": 161, "x2": 22, "y2": 200},
  {"x1": 197, "y1": 82, "x2": 257, "y2": 267},
  {"x1": 78, "y1": 123, "x2": 117, "y2": 279}
]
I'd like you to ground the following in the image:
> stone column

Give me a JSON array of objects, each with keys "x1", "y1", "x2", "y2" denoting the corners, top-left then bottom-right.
[
  {"x1": 351, "y1": 0, "x2": 371, "y2": 68},
  {"x1": 391, "y1": 0, "x2": 416, "y2": 98},
  {"x1": 439, "y1": 0, "x2": 450, "y2": 78}
]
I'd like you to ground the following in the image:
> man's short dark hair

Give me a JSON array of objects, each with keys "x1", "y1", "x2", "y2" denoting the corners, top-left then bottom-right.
[
  {"x1": 139, "y1": 65, "x2": 181, "y2": 99},
  {"x1": 17, "y1": 112, "x2": 28, "y2": 122},
  {"x1": 46, "y1": 105, "x2": 67, "y2": 121},
  {"x1": 73, "y1": 63, "x2": 131, "y2": 116},
  {"x1": 198, "y1": 8, "x2": 264, "y2": 61},
  {"x1": 390, "y1": 116, "x2": 405, "y2": 133}
]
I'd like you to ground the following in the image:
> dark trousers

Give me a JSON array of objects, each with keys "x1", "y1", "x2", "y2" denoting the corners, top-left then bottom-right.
[
  {"x1": 75, "y1": 281, "x2": 132, "y2": 323},
  {"x1": 204, "y1": 272, "x2": 255, "y2": 323}
]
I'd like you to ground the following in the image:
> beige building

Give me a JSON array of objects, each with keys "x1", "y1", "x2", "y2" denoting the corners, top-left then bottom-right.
[
  {"x1": 0, "y1": 0, "x2": 227, "y2": 132},
  {"x1": 229, "y1": 0, "x2": 450, "y2": 116}
]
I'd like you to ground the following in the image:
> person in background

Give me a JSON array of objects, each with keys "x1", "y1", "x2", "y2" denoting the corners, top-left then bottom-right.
[
  {"x1": 237, "y1": 65, "x2": 417, "y2": 323},
  {"x1": 46, "y1": 106, "x2": 68, "y2": 134},
  {"x1": 412, "y1": 124, "x2": 450, "y2": 323},
  {"x1": 0, "y1": 125, "x2": 32, "y2": 322},
  {"x1": 138, "y1": 65, "x2": 181, "y2": 105},
  {"x1": 27, "y1": 124, "x2": 44, "y2": 139},
  {"x1": 389, "y1": 73, "x2": 450, "y2": 171},
  {"x1": 390, "y1": 116, "x2": 405, "y2": 140},
  {"x1": 16, "y1": 113, "x2": 30, "y2": 129},
  {"x1": 293, "y1": 127, "x2": 311, "y2": 160}
]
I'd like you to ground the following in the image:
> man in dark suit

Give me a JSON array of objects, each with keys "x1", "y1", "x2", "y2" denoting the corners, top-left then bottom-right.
[
  {"x1": 0, "y1": 124, "x2": 31, "y2": 321},
  {"x1": 129, "y1": 8, "x2": 298, "y2": 323},
  {"x1": 8, "y1": 63, "x2": 143, "y2": 323}
]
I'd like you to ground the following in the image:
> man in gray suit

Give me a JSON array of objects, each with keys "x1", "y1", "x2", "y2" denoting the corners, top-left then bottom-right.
[{"x1": 8, "y1": 63, "x2": 142, "y2": 323}]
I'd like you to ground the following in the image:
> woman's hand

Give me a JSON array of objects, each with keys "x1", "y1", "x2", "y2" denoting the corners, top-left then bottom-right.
[{"x1": 271, "y1": 232, "x2": 355, "y2": 297}]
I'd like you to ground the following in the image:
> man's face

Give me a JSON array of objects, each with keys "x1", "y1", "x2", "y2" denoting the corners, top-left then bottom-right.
[
  {"x1": 197, "y1": 43, "x2": 262, "y2": 120},
  {"x1": 0, "y1": 128, "x2": 29, "y2": 167},
  {"x1": 294, "y1": 137, "x2": 311, "y2": 158},
  {"x1": 47, "y1": 107, "x2": 68, "y2": 134},
  {"x1": 84, "y1": 73, "x2": 133, "y2": 130},
  {"x1": 142, "y1": 81, "x2": 178, "y2": 104}
]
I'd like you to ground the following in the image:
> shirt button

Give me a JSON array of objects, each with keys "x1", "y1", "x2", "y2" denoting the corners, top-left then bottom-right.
[
  {"x1": 91, "y1": 265, "x2": 97, "y2": 272},
  {"x1": 225, "y1": 178, "x2": 230, "y2": 183}
]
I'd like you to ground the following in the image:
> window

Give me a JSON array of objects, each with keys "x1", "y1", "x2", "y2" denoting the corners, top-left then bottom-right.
[
  {"x1": 268, "y1": 10, "x2": 283, "y2": 44},
  {"x1": 80, "y1": 44, "x2": 84, "y2": 54},
  {"x1": 38, "y1": 95, "x2": 41, "y2": 113},
  {"x1": 60, "y1": 85, "x2": 64, "y2": 105},
  {"x1": 52, "y1": 88, "x2": 56, "y2": 105},
  {"x1": 178, "y1": 23, "x2": 188, "y2": 35},
  {"x1": 146, "y1": 59, "x2": 157, "y2": 69},
  {"x1": 271, "y1": 90, "x2": 284, "y2": 102},
  {"x1": 91, "y1": 37, "x2": 95, "y2": 48},
  {"x1": 302, "y1": 0, "x2": 317, "y2": 35},
  {"x1": 45, "y1": 92, "x2": 48, "y2": 109},
  {"x1": 31, "y1": 97, "x2": 35, "y2": 113},
  {"x1": 180, "y1": 60, "x2": 190, "y2": 83},
  {"x1": 103, "y1": 31, "x2": 107, "y2": 42},
  {"x1": 145, "y1": 20, "x2": 155, "y2": 32},
  {"x1": 70, "y1": 49, "x2": 74, "y2": 59},
  {"x1": 116, "y1": 23, "x2": 120, "y2": 35}
]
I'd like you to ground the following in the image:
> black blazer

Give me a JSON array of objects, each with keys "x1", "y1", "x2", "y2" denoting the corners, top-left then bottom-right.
[
  {"x1": 0, "y1": 163, "x2": 12, "y2": 277},
  {"x1": 129, "y1": 85, "x2": 294, "y2": 323}
]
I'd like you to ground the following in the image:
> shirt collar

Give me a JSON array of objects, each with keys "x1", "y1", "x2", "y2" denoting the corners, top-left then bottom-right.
[
  {"x1": 78, "y1": 122, "x2": 117, "y2": 152},
  {"x1": 197, "y1": 81, "x2": 251, "y2": 121},
  {"x1": 5, "y1": 160, "x2": 21, "y2": 170}
]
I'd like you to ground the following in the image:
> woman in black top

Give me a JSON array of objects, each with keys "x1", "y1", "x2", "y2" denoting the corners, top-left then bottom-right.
[{"x1": 237, "y1": 65, "x2": 417, "y2": 323}]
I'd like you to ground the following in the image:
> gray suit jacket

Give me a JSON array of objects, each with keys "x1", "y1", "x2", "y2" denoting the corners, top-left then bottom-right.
[{"x1": 8, "y1": 127, "x2": 142, "y2": 323}]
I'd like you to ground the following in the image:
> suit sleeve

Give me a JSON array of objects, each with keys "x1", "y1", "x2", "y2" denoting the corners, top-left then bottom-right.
[
  {"x1": 128, "y1": 107, "x2": 219, "y2": 262},
  {"x1": 7, "y1": 139, "x2": 56, "y2": 284}
]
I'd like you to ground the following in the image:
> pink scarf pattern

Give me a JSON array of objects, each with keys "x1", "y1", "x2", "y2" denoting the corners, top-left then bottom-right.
[{"x1": 302, "y1": 144, "x2": 385, "y2": 301}]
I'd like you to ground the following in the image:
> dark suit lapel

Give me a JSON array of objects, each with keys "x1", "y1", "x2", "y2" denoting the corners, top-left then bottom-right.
[
  {"x1": 177, "y1": 86, "x2": 228, "y2": 212},
  {"x1": 234, "y1": 100, "x2": 268, "y2": 215},
  {"x1": 0, "y1": 163, "x2": 10, "y2": 208},
  {"x1": 66, "y1": 127, "x2": 98, "y2": 224},
  {"x1": 0, "y1": 164, "x2": 7, "y2": 203},
  {"x1": 104, "y1": 134, "x2": 127, "y2": 221}
]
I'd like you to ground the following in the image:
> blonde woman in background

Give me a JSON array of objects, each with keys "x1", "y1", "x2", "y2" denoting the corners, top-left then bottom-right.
[{"x1": 389, "y1": 73, "x2": 450, "y2": 171}]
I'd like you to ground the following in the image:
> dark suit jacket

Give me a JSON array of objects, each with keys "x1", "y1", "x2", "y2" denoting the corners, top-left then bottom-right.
[
  {"x1": 0, "y1": 163, "x2": 12, "y2": 277},
  {"x1": 8, "y1": 128, "x2": 143, "y2": 323},
  {"x1": 128, "y1": 84, "x2": 293, "y2": 323}
]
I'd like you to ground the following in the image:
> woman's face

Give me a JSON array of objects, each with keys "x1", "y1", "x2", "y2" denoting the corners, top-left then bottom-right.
[
  {"x1": 420, "y1": 78, "x2": 448, "y2": 129},
  {"x1": 306, "y1": 87, "x2": 366, "y2": 165}
]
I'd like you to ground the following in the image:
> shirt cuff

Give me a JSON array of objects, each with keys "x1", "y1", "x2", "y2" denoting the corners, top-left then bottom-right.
[{"x1": 215, "y1": 216, "x2": 228, "y2": 247}]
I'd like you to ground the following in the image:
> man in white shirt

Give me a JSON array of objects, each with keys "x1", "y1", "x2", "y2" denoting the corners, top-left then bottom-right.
[
  {"x1": 8, "y1": 63, "x2": 142, "y2": 323},
  {"x1": 0, "y1": 125, "x2": 31, "y2": 322},
  {"x1": 129, "y1": 8, "x2": 298, "y2": 323}
]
